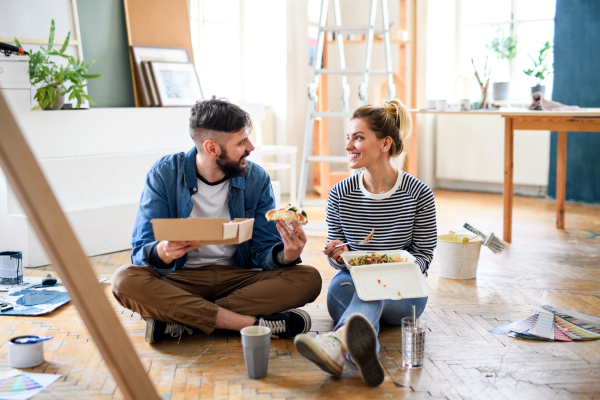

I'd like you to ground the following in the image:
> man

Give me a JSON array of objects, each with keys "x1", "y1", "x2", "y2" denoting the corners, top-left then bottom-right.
[{"x1": 112, "y1": 97, "x2": 321, "y2": 343}]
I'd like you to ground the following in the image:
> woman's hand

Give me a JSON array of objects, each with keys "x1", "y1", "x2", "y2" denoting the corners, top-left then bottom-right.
[
  {"x1": 323, "y1": 240, "x2": 348, "y2": 264},
  {"x1": 157, "y1": 240, "x2": 202, "y2": 265}
]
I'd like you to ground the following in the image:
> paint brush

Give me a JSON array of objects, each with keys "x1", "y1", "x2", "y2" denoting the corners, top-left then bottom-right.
[{"x1": 14, "y1": 336, "x2": 53, "y2": 344}]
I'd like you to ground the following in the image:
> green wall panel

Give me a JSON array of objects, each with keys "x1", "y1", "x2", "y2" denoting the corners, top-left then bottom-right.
[{"x1": 77, "y1": 0, "x2": 135, "y2": 107}]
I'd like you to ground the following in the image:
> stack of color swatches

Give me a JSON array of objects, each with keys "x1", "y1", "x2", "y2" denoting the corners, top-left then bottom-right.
[
  {"x1": 489, "y1": 305, "x2": 600, "y2": 342},
  {"x1": 0, "y1": 370, "x2": 43, "y2": 393}
]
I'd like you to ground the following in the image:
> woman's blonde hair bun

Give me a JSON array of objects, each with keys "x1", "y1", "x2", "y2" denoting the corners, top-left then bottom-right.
[{"x1": 351, "y1": 99, "x2": 412, "y2": 157}]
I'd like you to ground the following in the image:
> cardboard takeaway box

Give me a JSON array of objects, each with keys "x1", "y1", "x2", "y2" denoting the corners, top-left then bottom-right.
[{"x1": 151, "y1": 218, "x2": 254, "y2": 245}]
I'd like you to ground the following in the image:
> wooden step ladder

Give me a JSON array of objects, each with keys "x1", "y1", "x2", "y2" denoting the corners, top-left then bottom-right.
[{"x1": 298, "y1": 0, "x2": 397, "y2": 209}]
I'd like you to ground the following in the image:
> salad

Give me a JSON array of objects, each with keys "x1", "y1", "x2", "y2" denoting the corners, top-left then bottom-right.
[{"x1": 348, "y1": 252, "x2": 407, "y2": 266}]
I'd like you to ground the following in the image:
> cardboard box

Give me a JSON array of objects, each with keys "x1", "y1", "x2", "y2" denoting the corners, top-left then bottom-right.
[{"x1": 151, "y1": 218, "x2": 254, "y2": 245}]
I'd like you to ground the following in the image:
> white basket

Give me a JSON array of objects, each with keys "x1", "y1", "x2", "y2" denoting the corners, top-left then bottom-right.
[{"x1": 436, "y1": 234, "x2": 482, "y2": 279}]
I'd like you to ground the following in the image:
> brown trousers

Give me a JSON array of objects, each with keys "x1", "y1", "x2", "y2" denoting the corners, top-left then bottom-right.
[{"x1": 111, "y1": 264, "x2": 322, "y2": 334}]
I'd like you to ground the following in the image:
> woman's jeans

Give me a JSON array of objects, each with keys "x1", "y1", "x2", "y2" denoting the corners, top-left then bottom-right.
[{"x1": 327, "y1": 270, "x2": 428, "y2": 357}]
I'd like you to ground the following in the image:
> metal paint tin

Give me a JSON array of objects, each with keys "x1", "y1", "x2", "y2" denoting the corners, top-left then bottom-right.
[
  {"x1": 0, "y1": 251, "x2": 23, "y2": 285},
  {"x1": 8, "y1": 335, "x2": 45, "y2": 368}
]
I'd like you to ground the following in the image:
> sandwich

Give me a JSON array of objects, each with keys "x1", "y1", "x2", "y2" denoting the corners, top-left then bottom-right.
[{"x1": 265, "y1": 204, "x2": 308, "y2": 225}]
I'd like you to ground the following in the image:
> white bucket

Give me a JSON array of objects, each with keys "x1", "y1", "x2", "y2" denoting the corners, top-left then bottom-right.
[{"x1": 436, "y1": 234, "x2": 482, "y2": 279}]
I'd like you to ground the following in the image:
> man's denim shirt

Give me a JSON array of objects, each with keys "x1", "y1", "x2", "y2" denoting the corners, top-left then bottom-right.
[{"x1": 131, "y1": 147, "x2": 300, "y2": 275}]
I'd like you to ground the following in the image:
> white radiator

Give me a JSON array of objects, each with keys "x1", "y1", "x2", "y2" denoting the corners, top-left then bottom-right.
[{"x1": 435, "y1": 114, "x2": 550, "y2": 186}]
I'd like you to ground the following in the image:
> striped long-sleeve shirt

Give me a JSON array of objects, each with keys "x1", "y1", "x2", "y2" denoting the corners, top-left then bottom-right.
[{"x1": 326, "y1": 170, "x2": 437, "y2": 274}]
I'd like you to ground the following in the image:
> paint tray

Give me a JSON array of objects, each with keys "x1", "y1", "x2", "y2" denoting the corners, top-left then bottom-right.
[{"x1": 340, "y1": 251, "x2": 428, "y2": 301}]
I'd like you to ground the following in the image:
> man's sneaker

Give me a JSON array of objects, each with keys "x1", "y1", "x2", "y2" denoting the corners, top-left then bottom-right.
[
  {"x1": 145, "y1": 317, "x2": 193, "y2": 344},
  {"x1": 256, "y1": 309, "x2": 311, "y2": 339},
  {"x1": 294, "y1": 333, "x2": 344, "y2": 376},
  {"x1": 345, "y1": 313, "x2": 385, "y2": 387}
]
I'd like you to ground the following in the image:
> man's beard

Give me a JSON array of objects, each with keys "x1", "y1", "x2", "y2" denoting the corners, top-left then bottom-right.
[{"x1": 216, "y1": 147, "x2": 251, "y2": 178}]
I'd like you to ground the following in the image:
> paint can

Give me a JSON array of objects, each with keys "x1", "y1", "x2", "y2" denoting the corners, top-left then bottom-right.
[
  {"x1": 0, "y1": 251, "x2": 23, "y2": 285},
  {"x1": 436, "y1": 234, "x2": 482, "y2": 279},
  {"x1": 8, "y1": 336, "x2": 45, "y2": 368}
]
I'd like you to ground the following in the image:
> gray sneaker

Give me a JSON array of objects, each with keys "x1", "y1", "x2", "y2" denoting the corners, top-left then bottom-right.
[
  {"x1": 345, "y1": 314, "x2": 385, "y2": 387},
  {"x1": 145, "y1": 318, "x2": 193, "y2": 344}
]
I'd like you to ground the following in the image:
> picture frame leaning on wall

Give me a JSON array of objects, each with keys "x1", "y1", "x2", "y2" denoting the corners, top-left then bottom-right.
[
  {"x1": 149, "y1": 61, "x2": 203, "y2": 107},
  {"x1": 130, "y1": 46, "x2": 191, "y2": 107}
]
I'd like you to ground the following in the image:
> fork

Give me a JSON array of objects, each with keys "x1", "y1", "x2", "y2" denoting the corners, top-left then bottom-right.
[
  {"x1": 320, "y1": 240, "x2": 366, "y2": 252},
  {"x1": 332, "y1": 240, "x2": 368, "y2": 248},
  {"x1": 321, "y1": 228, "x2": 375, "y2": 251}
]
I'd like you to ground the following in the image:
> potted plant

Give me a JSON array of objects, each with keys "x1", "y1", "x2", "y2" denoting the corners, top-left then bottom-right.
[
  {"x1": 486, "y1": 28, "x2": 517, "y2": 101},
  {"x1": 14, "y1": 19, "x2": 100, "y2": 110},
  {"x1": 523, "y1": 41, "x2": 552, "y2": 97}
]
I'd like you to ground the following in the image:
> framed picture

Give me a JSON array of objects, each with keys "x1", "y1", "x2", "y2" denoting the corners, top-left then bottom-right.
[
  {"x1": 149, "y1": 61, "x2": 203, "y2": 107},
  {"x1": 130, "y1": 46, "x2": 191, "y2": 107},
  {"x1": 141, "y1": 61, "x2": 159, "y2": 107}
]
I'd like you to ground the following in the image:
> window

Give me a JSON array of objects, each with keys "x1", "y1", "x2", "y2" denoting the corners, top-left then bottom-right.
[
  {"x1": 190, "y1": 0, "x2": 243, "y2": 101},
  {"x1": 458, "y1": 0, "x2": 556, "y2": 101}
]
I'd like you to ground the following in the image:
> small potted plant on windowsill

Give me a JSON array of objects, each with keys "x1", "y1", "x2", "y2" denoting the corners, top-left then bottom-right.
[
  {"x1": 486, "y1": 28, "x2": 517, "y2": 101},
  {"x1": 14, "y1": 19, "x2": 100, "y2": 110},
  {"x1": 524, "y1": 41, "x2": 552, "y2": 97}
]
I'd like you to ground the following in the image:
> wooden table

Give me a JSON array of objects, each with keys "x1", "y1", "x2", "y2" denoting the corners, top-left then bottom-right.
[{"x1": 411, "y1": 109, "x2": 600, "y2": 243}]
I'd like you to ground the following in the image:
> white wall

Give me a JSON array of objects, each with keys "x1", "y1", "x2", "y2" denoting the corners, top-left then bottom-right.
[
  {"x1": 241, "y1": 0, "x2": 288, "y2": 144},
  {"x1": 238, "y1": 0, "x2": 311, "y2": 195},
  {"x1": 424, "y1": 0, "x2": 457, "y2": 103},
  {"x1": 285, "y1": 0, "x2": 311, "y2": 192}
]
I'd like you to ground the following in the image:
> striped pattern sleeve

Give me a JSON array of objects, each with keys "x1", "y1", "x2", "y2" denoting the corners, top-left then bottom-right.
[
  {"x1": 325, "y1": 182, "x2": 349, "y2": 270},
  {"x1": 407, "y1": 182, "x2": 437, "y2": 273}
]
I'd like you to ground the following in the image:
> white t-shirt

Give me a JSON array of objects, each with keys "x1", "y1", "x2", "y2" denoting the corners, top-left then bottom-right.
[{"x1": 183, "y1": 175, "x2": 237, "y2": 268}]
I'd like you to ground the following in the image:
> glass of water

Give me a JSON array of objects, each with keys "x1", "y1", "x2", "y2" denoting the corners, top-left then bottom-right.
[{"x1": 401, "y1": 317, "x2": 426, "y2": 368}]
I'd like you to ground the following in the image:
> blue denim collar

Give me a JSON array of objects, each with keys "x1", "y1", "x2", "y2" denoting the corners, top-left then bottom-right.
[
  {"x1": 184, "y1": 146, "x2": 246, "y2": 190},
  {"x1": 184, "y1": 147, "x2": 198, "y2": 189}
]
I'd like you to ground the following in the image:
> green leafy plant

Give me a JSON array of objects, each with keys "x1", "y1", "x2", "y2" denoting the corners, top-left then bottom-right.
[
  {"x1": 523, "y1": 41, "x2": 552, "y2": 86},
  {"x1": 486, "y1": 28, "x2": 518, "y2": 63},
  {"x1": 14, "y1": 19, "x2": 100, "y2": 110}
]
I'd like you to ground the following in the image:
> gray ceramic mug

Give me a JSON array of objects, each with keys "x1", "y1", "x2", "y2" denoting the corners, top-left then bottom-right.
[{"x1": 240, "y1": 326, "x2": 271, "y2": 379}]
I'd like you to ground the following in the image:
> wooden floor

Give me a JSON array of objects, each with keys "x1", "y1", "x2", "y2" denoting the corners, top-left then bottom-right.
[{"x1": 2, "y1": 190, "x2": 600, "y2": 400}]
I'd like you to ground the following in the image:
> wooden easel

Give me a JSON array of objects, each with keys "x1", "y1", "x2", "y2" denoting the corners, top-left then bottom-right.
[{"x1": 0, "y1": 94, "x2": 159, "y2": 399}]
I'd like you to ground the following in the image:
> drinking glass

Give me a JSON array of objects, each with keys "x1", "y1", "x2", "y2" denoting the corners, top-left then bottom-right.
[{"x1": 401, "y1": 317, "x2": 426, "y2": 368}]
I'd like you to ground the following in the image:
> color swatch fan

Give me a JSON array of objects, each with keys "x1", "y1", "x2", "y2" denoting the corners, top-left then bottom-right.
[{"x1": 0, "y1": 373, "x2": 43, "y2": 393}]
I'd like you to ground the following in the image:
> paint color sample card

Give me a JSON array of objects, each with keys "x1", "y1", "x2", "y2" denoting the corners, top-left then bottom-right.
[
  {"x1": 528, "y1": 309, "x2": 555, "y2": 340},
  {"x1": 0, "y1": 373, "x2": 61, "y2": 400},
  {"x1": 0, "y1": 372, "x2": 20, "y2": 381},
  {"x1": 0, "y1": 375, "x2": 42, "y2": 393}
]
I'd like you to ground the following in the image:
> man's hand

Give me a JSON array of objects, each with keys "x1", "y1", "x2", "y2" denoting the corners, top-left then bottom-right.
[
  {"x1": 275, "y1": 220, "x2": 307, "y2": 264},
  {"x1": 156, "y1": 240, "x2": 202, "y2": 265},
  {"x1": 323, "y1": 240, "x2": 348, "y2": 264}
]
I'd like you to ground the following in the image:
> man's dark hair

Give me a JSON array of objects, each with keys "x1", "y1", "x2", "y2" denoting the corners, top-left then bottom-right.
[{"x1": 189, "y1": 96, "x2": 252, "y2": 149}]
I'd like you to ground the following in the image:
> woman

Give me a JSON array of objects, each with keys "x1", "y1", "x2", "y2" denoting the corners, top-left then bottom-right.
[{"x1": 294, "y1": 100, "x2": 437, "y2": 386}]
